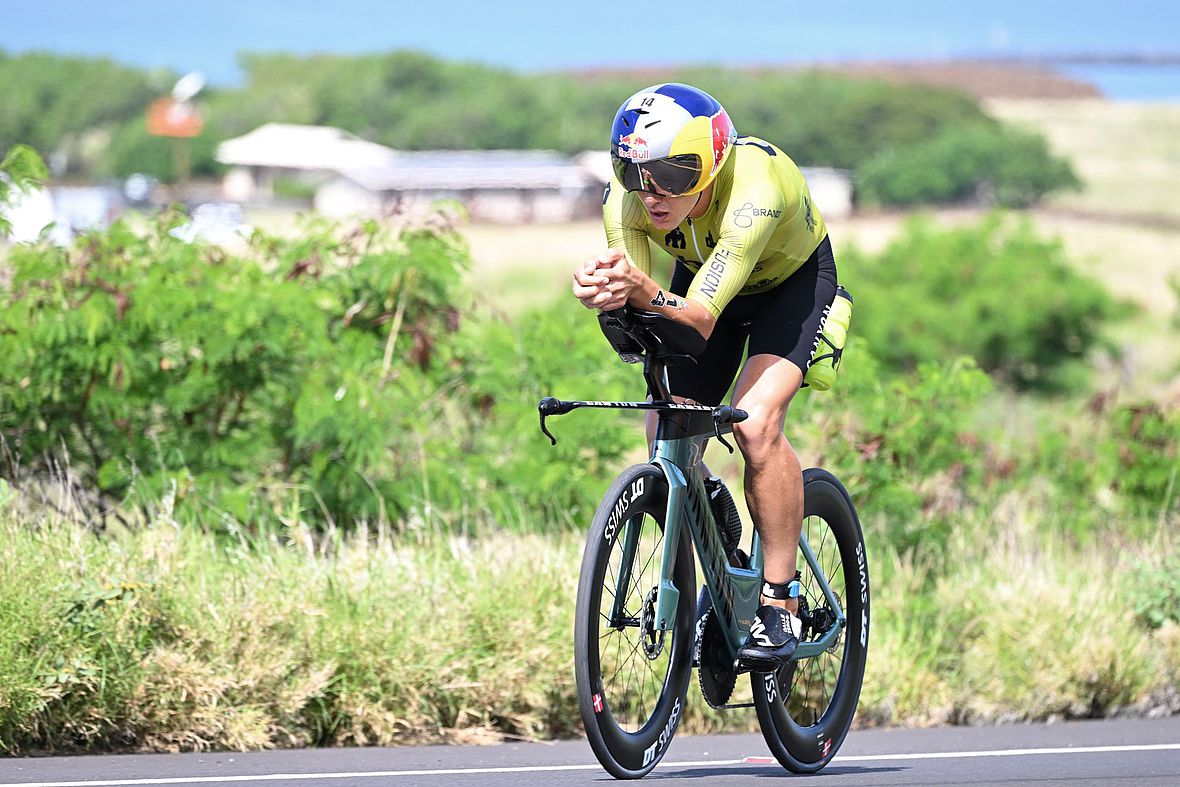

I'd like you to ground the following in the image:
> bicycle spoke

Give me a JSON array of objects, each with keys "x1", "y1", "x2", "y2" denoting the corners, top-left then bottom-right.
[{"x1": 598, "y1": 513, "x2": 677, "y2": 735}]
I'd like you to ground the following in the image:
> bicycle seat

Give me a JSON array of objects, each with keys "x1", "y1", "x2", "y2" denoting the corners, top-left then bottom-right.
[{"x1": 598, "y1": 308, "x2": 706, "y2": 366}]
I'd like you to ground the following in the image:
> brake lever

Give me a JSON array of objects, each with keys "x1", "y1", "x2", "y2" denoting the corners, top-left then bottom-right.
[
  {"x1": 713, "y1": 417, "x2": 734, "y2": 454},
  {"x1": 540, "y1": 413, "x2": 558, "y2": 446},
  {"x1": 538, "y1": 397, "x2": 567, "y2": 446},
  {"x1": 712, "y1": 405, "x2": 747, "y2": 454}
]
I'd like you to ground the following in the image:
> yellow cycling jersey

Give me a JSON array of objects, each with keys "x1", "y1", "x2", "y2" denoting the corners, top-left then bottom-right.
[{"x1": 603, "y1": 136, "x2": 828, "y2": 319}]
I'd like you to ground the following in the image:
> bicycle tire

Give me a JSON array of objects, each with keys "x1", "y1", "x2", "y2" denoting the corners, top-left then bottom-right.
[
  {"x1": 751, "y1": 467, "x2": 869, "y2": 773},
  {"x1": 574, "y1": 463, "x2": 696, "y2": 779}
]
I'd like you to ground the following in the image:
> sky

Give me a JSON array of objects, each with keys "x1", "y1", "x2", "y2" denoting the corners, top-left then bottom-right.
[{"x1": 2, "y1": 0, "x2": 1179, "y2": 90}]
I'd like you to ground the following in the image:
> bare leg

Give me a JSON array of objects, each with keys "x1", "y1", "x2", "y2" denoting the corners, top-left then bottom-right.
[{"x1": 731, "y1": 354, "x2": 805, "y2": 615}]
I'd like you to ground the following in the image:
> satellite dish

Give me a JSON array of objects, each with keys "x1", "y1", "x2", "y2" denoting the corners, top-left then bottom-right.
[{"x1": 172, "y1": 72, "x2": 206, "y2": 103}]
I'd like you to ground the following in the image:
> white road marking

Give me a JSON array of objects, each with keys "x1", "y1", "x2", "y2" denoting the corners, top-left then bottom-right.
[
  {"x1": 2, "y1": 743, "x2": 1178, "y2": 786},
  {"x1": 837, "y1": 743, "x2": 1180, "y2": 762}
]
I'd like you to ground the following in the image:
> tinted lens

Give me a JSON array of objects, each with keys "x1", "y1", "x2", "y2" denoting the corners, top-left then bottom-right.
[{"x1": 611, "y1": 154, "x2": 702, "y2": 196}]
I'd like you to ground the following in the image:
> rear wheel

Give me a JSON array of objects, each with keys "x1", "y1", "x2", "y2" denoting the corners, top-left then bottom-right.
[
  {"x1": 574, "y1": 464, "x2": 696, "y2": 779},
  {"x1": 752, "y1": 467, "x2": 869, "y2": 773}
]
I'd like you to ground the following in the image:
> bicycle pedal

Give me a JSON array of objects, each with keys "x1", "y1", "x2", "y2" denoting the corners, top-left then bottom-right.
[{"x1": 734, "y1": 656, "x2": 788, "y2": 675}]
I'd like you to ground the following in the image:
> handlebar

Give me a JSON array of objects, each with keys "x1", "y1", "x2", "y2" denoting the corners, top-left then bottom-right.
[{"x1": 537, "y1": 396, "x2": 748, "y2": 448}]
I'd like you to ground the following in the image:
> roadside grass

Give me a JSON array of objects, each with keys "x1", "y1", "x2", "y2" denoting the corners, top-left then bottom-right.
[
  {"x1": 2, "y1": 483, "x2": 1175, "y2": 753},
  {"x1": 862, "y1": 492, "x2": 1179, "y2": 727},
  {"x1": 0, "y1": 491, "x2": 583, "y2": 753}
]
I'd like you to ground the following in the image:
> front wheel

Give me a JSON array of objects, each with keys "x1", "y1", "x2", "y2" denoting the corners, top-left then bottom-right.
[
  {"x1": 574, "y1": 463, "x2": 696, "y2": 779},
  {"x1": 752, "y1": 467, "x2": 870, "y2": 773}
]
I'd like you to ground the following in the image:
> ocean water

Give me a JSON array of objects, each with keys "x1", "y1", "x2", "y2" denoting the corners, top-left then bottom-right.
[{"x1": 1056, "y1": 63, "x2": 1180, "y2": 101}]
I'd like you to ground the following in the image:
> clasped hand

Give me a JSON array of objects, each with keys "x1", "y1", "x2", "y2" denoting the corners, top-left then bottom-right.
[{"x1": 572, "y1": 249, "x2": 644, "y2": 312}]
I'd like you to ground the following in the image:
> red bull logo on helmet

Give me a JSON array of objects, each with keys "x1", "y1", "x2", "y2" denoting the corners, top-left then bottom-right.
[{"x1": 617, "y1": 133, "x2": 650, "y2": 162}]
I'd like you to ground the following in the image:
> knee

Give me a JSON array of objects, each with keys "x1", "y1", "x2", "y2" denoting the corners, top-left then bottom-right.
[{"x1": 732, "y1": 408, "x2": 781, "y2": 460}]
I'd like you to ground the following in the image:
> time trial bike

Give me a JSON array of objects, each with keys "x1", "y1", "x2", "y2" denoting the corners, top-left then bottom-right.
[{"x1": 538, "y1": 307, "x2": 869, "y2": 779}]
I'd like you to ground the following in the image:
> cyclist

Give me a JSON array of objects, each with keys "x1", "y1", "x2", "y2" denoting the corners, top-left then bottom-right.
[{"x1": 572, "y1": 83, "x2": 838, "y2": 673}]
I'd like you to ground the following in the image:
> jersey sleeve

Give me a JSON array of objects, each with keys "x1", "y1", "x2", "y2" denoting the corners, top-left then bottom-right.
[
  {"x1": 684, "y1": 151, "x2": 785, "y2": 318},
  {"x1": 602, "y1": 179, "x2": 652, "y2": 276}
]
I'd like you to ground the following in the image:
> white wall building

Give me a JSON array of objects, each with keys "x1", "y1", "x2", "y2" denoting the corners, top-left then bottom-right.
[{"x1": 216, "y1": 124, "x2": 603, "y2": 223}]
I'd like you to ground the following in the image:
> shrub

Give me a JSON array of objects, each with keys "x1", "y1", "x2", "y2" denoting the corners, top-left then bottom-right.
[
  {"x1": 443, "y1": 301, "x2": 645, "y2": 528},
  {"x1": 838, "y1": 214, "x2": 1118, "y2": 390},
  {"x1": 0, "y1": 211, "x2": 470, "y2": 530},
  {"x1": 1133, "y1": 552, "x2": 1180, "y2": 630},
  {"x1": 0, "y1": 201, "x2": 648, "y2": 533},
  {"x1": 804, "y1": 346, "x2": 993, "y2": 554},
  {"x1": 856, "y1": 124, "x2": 1080, "y2": 208},
  {"x1": 1035, "y1": 400, "x2": 1179, "y2": 522}
]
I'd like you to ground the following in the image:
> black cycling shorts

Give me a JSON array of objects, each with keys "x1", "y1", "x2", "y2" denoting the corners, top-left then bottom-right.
[{"x1": 666, "y1": 235, "x2": 838, "y2": 406}]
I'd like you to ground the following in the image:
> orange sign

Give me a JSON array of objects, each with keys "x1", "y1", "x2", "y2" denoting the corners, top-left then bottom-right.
[{"x1": 146, "y1": 97, "x2": 204, "y2": 138}]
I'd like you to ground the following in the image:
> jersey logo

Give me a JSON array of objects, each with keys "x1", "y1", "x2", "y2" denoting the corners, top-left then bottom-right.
[
  {"x1": 804, "y1": 196, "x2": 816, "y2": 232},
  {"x1": 698, "y1": 251, "x2": 730, "y2": 298},
  {"x1": 664, "y1": 228, "x2": 686, "y2": 249},
  {"x1": 732, "y1": 202, "x2": 754, "y2": 228},
  {"x1": 733, "y1": 202, "x2": 782, "y2": 228}
]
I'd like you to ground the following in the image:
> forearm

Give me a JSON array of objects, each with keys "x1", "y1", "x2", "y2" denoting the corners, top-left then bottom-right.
[{"x1": 626, "y1": 275, "x2": 717, "y2": 340}]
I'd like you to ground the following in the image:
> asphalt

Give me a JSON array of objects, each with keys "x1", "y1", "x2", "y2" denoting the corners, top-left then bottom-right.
[{"x1": 1, "y1": 716, "x2": 1178, "y2": 786}]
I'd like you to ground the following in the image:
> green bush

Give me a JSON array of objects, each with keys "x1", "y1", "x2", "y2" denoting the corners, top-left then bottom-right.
[
  {"x1": 100, "y1": 117, "x2": 223, "y2": 182},
  {"x1": 856, "y1": 124, "x2": 1080, "y2": 208},
  {"x1": 801, "y1": 345, "x2": 993, "y2": 553},
  {"x1": 1035, "y1": 401, "x2": 1179, "y2": 521},
  {"x1": 444, "y1": 301, "x2": 645, "y2": 528},
  {"x1": 0, "y1": 212, "x2": 470, "y2": 529},
  {"x1": 1133, "y1": 552, "x2": 1180, "y2": 630},
  {"x1": 1105, "y1": 405, "x2": 1179, "y2": 511},
  {"x1": 839, "y1": 215, "x2": 1118, "y2": 389}
]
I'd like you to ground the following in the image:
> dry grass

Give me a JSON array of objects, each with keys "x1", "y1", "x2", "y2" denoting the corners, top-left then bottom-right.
[
  {"x1": 860, "y1": 493, "x2": 1179, "y2": 727},
  {"x1": 986, "y1": 99, "x2": 1180, "y2": 221}
]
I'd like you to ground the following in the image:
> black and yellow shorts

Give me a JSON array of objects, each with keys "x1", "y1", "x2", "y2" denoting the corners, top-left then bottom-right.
[{"x1": 667, "y1": 235, "x2": 838, "y2": 406}]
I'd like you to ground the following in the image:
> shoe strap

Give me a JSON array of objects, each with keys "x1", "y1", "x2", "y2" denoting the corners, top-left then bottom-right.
[{"x1": 761, "y1": 571, "x2": 802, "y2": 601}]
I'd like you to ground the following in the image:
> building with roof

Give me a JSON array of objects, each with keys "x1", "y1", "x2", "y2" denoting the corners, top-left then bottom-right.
[
  {"x1": 215, "y1": 124, "x2": 603, "y2": 223},
  {"x1": 317, "y1": 149, "x2": 601, "y2": 222}
]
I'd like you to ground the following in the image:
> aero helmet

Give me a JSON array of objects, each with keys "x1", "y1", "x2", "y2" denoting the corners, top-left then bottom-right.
[{"x1": 610, "y1": 83, "x2": 737, "y2": 197}]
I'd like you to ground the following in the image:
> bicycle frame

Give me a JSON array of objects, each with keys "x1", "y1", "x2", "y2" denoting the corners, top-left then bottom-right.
[
  {"x1": 539, "y1": 308, "x2": 847, "y2": 663},
  {"x1": 644, "y1": 411, "x2": 845, "y2": 660}
]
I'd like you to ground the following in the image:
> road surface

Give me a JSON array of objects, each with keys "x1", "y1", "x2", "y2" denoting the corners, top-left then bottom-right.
[{"x1": 2, "y1": 716, "x2": 1178, "y2": 786}]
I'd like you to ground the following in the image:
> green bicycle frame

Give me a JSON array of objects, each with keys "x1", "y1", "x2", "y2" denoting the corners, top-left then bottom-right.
[{"x1": 610, "y1": 407, "x2": 847, "y2": 661}]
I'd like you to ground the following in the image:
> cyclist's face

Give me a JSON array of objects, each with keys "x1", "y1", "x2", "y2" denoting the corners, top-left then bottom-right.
[{"x1": 638, "y1": 185, "x2": 697, "y2": 230}]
